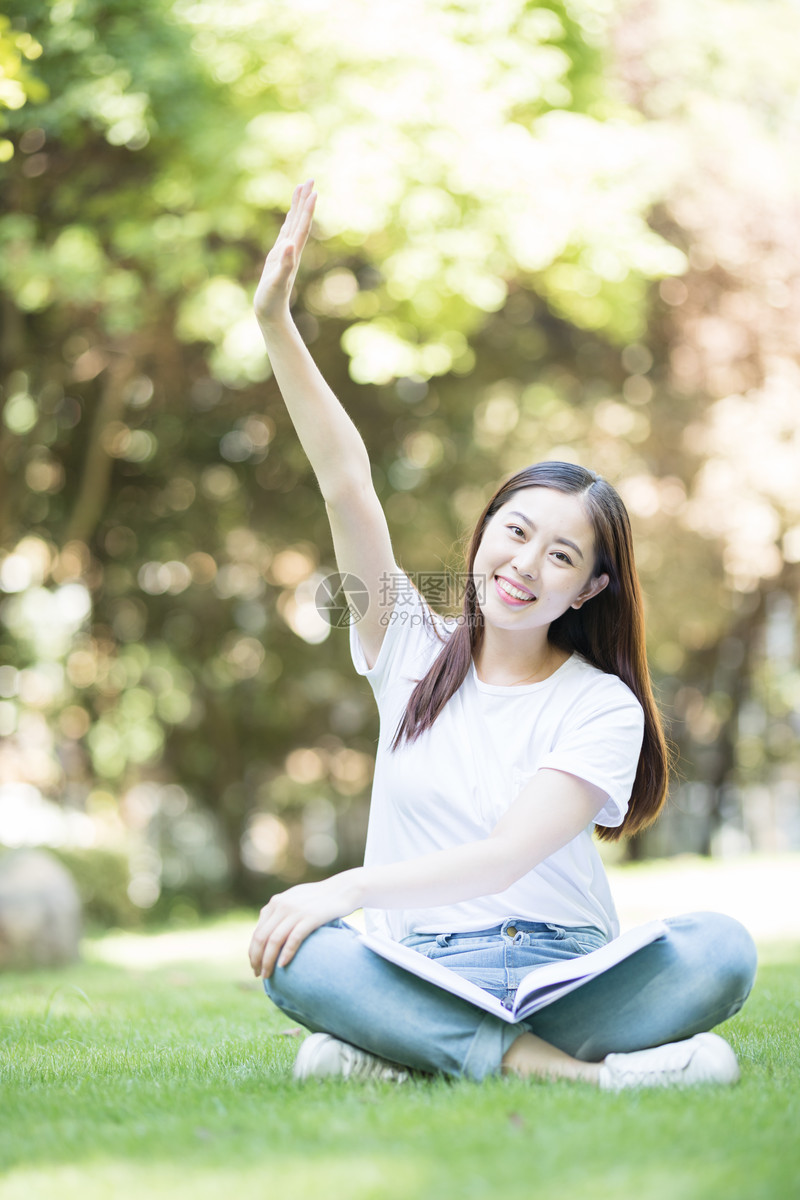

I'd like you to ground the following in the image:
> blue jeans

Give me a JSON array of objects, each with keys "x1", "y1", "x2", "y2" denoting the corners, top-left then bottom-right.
[{"x1": 263, "y1": 912, "x2": 757, "y2": 1081}]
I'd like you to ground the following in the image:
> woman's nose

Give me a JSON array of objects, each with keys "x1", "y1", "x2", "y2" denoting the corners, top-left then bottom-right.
[{"x1": 511, "y1": 550, "x2": 539, "y2": 579}]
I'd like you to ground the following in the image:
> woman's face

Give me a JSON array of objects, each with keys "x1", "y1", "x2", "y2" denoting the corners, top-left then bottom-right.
[{"x1": 471, "y1": 487, "x2": 609, "y2": 632}]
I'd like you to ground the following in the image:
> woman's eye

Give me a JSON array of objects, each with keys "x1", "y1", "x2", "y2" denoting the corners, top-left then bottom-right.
[
  {"x1": 553, "y1": 551, "x2": 573, "y2": 565},
  {"x1": 508, "y1": 525, "x2": 524, "y2": 537}
]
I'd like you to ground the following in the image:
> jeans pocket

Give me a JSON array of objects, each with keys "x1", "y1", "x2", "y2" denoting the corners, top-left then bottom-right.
[
  {"x1": 543, "y1": 923, "x2": 606, "y2": 955},
  {"x1": 564, "y1": 931, "x2": 608, "y2": 956},
  {"x1": 399, "y1": 936, "x2": 439, "y2": 959},
  {"x1": 426, "y1": 946, "x2": 508, "y2": 999},
  {"x1": 426, "y1": 937, "x2": 501, "y2": 962}
]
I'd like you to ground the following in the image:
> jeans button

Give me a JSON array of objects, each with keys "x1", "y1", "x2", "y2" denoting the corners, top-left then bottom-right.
[{"x1": 506, "y1": 925, "x2": 517, "y2": 938}]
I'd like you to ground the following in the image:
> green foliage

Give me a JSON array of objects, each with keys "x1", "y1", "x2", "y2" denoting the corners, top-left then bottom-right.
[
  {"x1": 0, "y1": 15, "x2": 47, "y2": 163},
  {"x1": 51, "y1": 845, "x2": 136, "y2": 929},
  {"x1": 1, "y1": 0, "x2": 677, "y2": 356}
]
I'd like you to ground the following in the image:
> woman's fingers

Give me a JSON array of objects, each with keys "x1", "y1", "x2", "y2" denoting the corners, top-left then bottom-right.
[
  {"x1": 287, "y1": 179, "x2": 314, "y2": 242},
  {"x1": 273, "y1": 184, "x2": 302, "y2": 249},
  {"x1": 249, "y1": 891, "x2": 328, "y2": 978},
  {"x1": 259, "y1": 912, "x2": 306, "y2": 978},
  {"x1": 253, "y1": 182, "x2": 315, "y2": 325},
  {"x1": 281, "y1": 185, "x2": 300, "y2": 243},
  {"x1": 249, "y1": 895, "x2": 299, "y2": 976},
  {"x1": 284, "y1": 194, "x2": 314, "y2": 260},
  {"x1": 249, "y1": 866, "x2": 351, "y2": 978},
  {"x1": 248, "y1": 915, "x2": 269, "y2": 973},
  {"x1": 269, "y1": 912, "x2": 322, "y2": 974},
  {"x1": 295, "y1": 189, "x2": 317, "y2": 251},
  {"x1": 264, "y1": 181, "x2": 309, "y2": 267}
]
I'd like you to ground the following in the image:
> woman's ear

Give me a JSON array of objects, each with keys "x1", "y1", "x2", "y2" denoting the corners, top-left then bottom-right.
[{"x1": 571, "y1": 573, "x2": 609, "y2": 610}]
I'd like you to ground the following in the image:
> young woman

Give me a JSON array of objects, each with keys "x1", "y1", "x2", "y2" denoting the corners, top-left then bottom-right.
[{"x1": 248, "y1": 180, "x2": 757, "y2": 1087}]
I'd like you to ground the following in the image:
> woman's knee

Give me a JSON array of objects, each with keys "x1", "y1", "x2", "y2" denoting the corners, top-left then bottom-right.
[
  {"x1": 261, "y1": 920, "x2": 356, "y2": 1013},
  {"x1": 667, "y1": 910, "x2": 758, "y2": 1001}
]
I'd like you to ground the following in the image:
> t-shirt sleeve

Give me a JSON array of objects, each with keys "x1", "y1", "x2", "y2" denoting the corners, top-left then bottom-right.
[
  {"x1": 349, "y1": 568, "x2": 447, "y2": 702},
  {"x1": 536, "y1": 684, "x2": 645, "y2": 828}
]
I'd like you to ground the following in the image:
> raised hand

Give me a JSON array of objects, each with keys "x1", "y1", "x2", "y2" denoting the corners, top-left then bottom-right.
[{"x1": 254, "y1": 179, "x2": 317, "y2": 329}]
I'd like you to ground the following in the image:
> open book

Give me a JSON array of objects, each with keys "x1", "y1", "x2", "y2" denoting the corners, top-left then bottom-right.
[{"x1": 355, "y1": 919, "x2": 668, "y2": 1024}]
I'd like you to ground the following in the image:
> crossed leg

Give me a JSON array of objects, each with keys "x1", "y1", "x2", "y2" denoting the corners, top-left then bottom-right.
[{"x1": 263, "y1": 912, "x2": 757, "y2": 1083}]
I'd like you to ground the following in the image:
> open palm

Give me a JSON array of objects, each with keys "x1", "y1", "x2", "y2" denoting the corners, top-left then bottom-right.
[{"x1": 254, "y1": 179, "x2": 317, "y2": 327}]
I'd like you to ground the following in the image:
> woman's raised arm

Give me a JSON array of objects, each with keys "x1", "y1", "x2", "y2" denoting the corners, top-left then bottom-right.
[{"x1": 254, "y1": 181, "x2": 396, "y2": 666}]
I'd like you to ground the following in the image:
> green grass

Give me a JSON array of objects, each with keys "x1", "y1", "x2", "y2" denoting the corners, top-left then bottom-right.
[{"x1": 1, "y1": 917, "x2": 798, "y2": 1200}]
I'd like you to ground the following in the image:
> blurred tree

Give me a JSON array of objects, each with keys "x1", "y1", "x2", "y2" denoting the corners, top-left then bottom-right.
[
  {"x1": 609, "y1": 0, "x2": 800, "y2": 855},
  {"x1": 1, "y1": 0, "x2": 799, "y2": 917}
]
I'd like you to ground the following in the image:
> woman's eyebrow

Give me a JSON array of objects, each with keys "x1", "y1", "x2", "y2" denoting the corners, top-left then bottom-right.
[{"x1": 506, "y1": 510, "x2": 585, "y2": 561}]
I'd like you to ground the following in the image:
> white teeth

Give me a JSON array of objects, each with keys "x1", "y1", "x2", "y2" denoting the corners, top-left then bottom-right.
[{"x1": 497, "y1": 578, "x2": 534, "y2": 602}]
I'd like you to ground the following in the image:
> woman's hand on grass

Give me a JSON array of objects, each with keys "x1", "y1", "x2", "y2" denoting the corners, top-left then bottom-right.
[
  {"x1": 249, "y1": 868, "x2": 364, "y2": 978},
  {"x1": 253, "y1": 179, "x2": 317, "y2": 330}
]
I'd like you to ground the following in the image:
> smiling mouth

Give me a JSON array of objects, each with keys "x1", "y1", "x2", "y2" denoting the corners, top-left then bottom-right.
[{"x1": 495, "y1": 576, "x2": 536, "y2": 603}]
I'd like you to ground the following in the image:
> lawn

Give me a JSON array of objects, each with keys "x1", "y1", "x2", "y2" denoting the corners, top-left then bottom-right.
[{"x1": 1, "y1": 904, "x2": 799, "y2": 1200}]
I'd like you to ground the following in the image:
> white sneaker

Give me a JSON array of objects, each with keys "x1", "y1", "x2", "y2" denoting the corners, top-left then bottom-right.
[
  {"x1": 599, "y1": 1032, "x2": 740, "y2": 1091},
  {"x1": 292, "y1": 1033, "x2": 410, "y2": 1083}
]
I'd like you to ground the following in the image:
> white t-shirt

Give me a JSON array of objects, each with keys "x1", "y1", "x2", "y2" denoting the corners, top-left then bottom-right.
[{"x1": 349, "y1": 577, "x2": 645, "y2": 942}]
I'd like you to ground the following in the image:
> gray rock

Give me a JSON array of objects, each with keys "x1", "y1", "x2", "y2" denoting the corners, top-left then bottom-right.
[{"x1": 0, "y1": 849, "x2": 82, "y2": 969}]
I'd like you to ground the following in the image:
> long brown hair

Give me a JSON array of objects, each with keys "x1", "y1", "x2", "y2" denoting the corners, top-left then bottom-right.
[{"x1": 391, "y1": 462, "x2": 671, "y2": 840}]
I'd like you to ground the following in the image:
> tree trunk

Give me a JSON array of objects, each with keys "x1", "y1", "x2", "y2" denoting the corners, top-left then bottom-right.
[{"x1": 65, "y1": 343, "x2": 138, "y2": 547}]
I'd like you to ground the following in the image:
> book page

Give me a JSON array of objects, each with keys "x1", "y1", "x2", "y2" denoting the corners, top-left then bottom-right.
[
  {"x1": 355, "y1": 918, "x2": 669, "y2": 1025},
  {"x1": 512, "y1": 919, "x2": 668, "y2": 1018},
  {"x1": 355, "y1": 927, "x2": 517, "y2": 1022}
]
